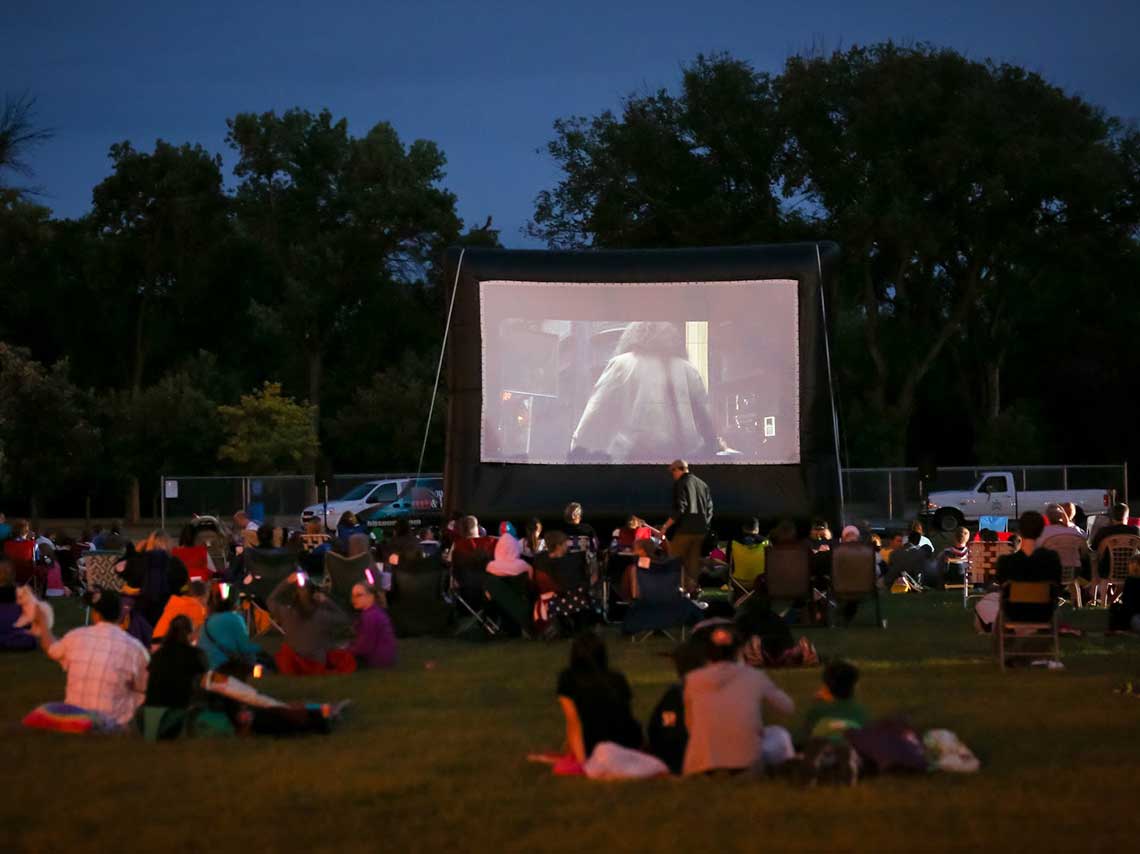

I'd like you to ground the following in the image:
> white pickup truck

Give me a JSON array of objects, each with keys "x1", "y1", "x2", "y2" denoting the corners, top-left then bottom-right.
[{"x1": 924, "y1": 471, "x2": 1111, "y2": 532}]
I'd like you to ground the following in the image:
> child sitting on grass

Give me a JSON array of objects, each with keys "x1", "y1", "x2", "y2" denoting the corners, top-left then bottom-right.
[
  {"x1": 798, "y1": 660, "x2": 867, "y2": 745},
  {"x1": 647, "y1": 637, "x2": 706, "y2": 774}
]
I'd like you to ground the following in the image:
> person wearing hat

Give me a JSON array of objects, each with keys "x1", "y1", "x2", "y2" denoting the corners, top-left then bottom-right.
[{"x1": 33, "y1": 589, "x2": 150, "y2": 727}]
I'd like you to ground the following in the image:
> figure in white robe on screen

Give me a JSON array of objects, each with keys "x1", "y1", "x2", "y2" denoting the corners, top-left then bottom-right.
[{"x1": 570, "y1": 322, "x2": 719, "y2": 463}]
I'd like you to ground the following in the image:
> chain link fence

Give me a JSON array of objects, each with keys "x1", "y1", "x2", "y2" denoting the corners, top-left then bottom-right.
[{"x1": 160, "y1": 475, "x2": 317, "y2": 530}]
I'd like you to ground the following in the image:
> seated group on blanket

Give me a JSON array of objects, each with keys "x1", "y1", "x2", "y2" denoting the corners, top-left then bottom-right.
[
  {"x1": 555, "y1": 628, "x2": 867, "y2": 777},
  {"x1": 12, "y1": 552, "x2": 397, "y2": 736}
]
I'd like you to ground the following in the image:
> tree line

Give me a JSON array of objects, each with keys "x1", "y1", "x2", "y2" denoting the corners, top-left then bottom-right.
[{"x1": 2, "y1": 42, "x2": 1138, "y2": 521}]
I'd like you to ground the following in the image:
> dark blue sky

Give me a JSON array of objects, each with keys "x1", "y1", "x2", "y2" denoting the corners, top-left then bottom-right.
[{"x1": 4, "y1": 1, "x2": 1138, "y2": 246}]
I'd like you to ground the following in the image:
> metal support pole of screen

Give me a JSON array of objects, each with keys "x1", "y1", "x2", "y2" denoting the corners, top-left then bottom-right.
[
  {"x1": 160, "y1": 475, "x2": 165, "y2": 532},
  {"x1": 816, "y1": 244, "x2": 846, "y2": 525},
  {"x1": 418, "y1": 248, "x2": 466, "y2": 479}
]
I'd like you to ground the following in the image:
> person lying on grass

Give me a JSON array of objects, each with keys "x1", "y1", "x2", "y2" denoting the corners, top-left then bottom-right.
[
  {"x1": 797, "y1": 660, "x2": 867, "y2": 746},
  {"x1": 682, "y1": 621, "x2": 795, "y2": 775},
  {"x1": 269, "y1": 571, "x2": 355, "y2": 675},
  {"x1": 557, "y1": 631, "x2": 643, "y2": 763}
]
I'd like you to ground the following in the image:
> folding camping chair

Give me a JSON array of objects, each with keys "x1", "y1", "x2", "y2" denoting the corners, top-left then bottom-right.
[
  {"x1": 541, "y1": 550, "x2": 597, "y2": 635},
  {"x1": 78, "y1": 550, "x2": 126, "y2": 624},
  {"x1": 300, "y1": 533, "x2": 332, "y2": 552},
  {"x1": 1039, "y1": 533, "x2": 1091, "y2": 608},
  {"x1": 322, "y1": 550, "x2": 373, "y2": 610},
  {"x1": 565, "y1": 533, "x2": 599, "y2": 582},
  {"x1": 729, "y1": 539, "x2": 768, "y2": 606},
  {"x1": 191, "y1": 525, "x2": 229, "y2": 578},
  {"x1": 389, "y1": 554, "x2": 451, "y2": 637},
  {"x1": 995, "y1": 581, "x2": 1060, "y2": 671},
  {"x1": 622, "y1": 557, "x2": 699, "y2": 641},
  {"x1": 764, "y1": 546, "x2": 814, "y2": 625},
  {"x1": 240, "y1": 549, "x2": 298, "y2": 637},
  {"x1": 942, "y1": 553, "x2": 972, "y2": 607},
  {"x1": 966, "y1": 540, "x2": 1012, "y2": 602},
  {"x1": 601, "y1": 550, "x2": 637, "y2": 623},
  {"x1": 829, "y1": 543, "x2": 882, "y2": 628},
  {"x1": 979, "y1": 515, "x2": 1009, "y2": 533},
  {"x1": 448, "y1": 550, "x2": 500, "y2": 638},
  {"x1": 3, "y1": 539, "x2": 42, "y2": 595},
  {"x1": 171, "y1": 545, "x2": 212, "y2": 582},
  {"x1": 1093, "y1": 534, "x2": 1140, "y2": 606}
]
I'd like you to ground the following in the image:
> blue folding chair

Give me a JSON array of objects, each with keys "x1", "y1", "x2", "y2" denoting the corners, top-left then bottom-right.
[
  {"x1": 622, "y1": 557, "x2": 701, "y2": 641},
  {"x1": 979, "y1": 515, "x2": 1009, "y2": 533}
]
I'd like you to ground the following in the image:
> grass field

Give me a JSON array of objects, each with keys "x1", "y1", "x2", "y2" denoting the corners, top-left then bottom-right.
[{"x1": 3, "y1": 593, "x2": 1140, "y2": 853}]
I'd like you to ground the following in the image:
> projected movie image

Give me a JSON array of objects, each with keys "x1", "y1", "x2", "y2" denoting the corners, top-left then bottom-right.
[{"x1": 480, "y1": 280, "x2": 800, "y2": 465}]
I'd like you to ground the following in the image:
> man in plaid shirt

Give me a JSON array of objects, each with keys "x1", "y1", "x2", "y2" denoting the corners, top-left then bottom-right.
[{"x1": 35, "y1": 590, "x2": 149, "y2": 726}]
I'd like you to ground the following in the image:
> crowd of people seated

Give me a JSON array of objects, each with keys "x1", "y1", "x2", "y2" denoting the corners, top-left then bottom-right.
[
  {"x1": 5, "y1": 492, "x2": 1139, "y2": 745},
  {"x1": 556, "y1": 625, "x2": 870, "y2": 777},
  {"x1": 2, "y1": 507, "x2": 405, "y2": 737}
]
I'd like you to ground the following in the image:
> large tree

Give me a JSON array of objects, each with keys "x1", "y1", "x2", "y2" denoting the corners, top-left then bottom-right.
[
  {"x1": 0, "y1": 344, "x2": 95, "y2": 521},
  {"x1": 777, "y1": 43, "x2": 1140, "y2": 462},
  {"x1": 0, "y1": 92, "x2": 52, "y2": 197},
  {"x1": 531, "y1": 46, "x2": 1140, "y2": 465},
  {"x1": 89, "y1": 140, "x2": 231, "y2": 394},
  {"x1": 226, "y1": 108, "x2": 462, "y2": 426},
  {"x1": 529, "y1": 54, "x2": 791, "y2": 248}
]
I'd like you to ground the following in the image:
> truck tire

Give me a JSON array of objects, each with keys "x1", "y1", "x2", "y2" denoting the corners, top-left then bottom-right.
[{"x1": 933, "y1": 509, "x2": 963, "y2": 533}]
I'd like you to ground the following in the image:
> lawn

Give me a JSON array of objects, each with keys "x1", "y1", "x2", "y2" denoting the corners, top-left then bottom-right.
[{"x1": 2, "y1": 593, "x2": 1140, "y2": 853}]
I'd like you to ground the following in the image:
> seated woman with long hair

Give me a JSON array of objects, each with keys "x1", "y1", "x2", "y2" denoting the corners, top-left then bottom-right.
[
  {"x1": 268, "y1": 571, "x2": 355, "y2": 675},
  {"x1": 556, "y1": 632, "x2": 642, "y2": 762}
]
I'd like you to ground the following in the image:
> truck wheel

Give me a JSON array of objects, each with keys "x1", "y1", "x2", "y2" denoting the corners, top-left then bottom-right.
[{"x1": 933, "y1": 509, "x2": 963, "y2": 533}]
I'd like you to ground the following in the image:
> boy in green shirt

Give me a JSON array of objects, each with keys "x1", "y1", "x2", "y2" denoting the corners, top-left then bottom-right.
[{"x1": 799, "y1": 660, "x2": 868, "y2": 745}]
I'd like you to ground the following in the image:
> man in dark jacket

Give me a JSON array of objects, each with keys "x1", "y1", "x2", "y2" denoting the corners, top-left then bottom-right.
[{"x1": 660, "y1": 460, "x2": 713, "y2": 593}]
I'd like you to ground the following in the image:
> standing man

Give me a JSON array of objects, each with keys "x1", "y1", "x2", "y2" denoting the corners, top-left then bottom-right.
[{"x1": 660, "y1": 460, "x2": 713, "y2": 594}]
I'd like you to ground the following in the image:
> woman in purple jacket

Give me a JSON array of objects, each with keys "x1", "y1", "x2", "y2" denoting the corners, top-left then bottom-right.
[{"x1": 348, "y1": 582, "x2": 397, "y2": 669}]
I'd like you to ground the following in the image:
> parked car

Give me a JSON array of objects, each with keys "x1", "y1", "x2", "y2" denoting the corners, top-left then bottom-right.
[
  {"x1": 300, "y1": 475, "x2": 443, "y2": 529},
  {"x1": 923, "y1": 471, "x2": 1111, "y2": 532}
]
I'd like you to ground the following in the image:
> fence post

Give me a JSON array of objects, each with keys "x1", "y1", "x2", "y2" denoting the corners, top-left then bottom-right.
[
  {"x1": 887, "y1": 470, "x2": 894, "y2": 520},
  {"x1": 1062, "y1": 466, "x2": 1068, "y2": 490}
]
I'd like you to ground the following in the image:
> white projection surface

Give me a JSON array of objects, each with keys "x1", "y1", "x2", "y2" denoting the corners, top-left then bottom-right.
[{"x1": 479, "y1": 279, "x2": 800, "y2": 465}]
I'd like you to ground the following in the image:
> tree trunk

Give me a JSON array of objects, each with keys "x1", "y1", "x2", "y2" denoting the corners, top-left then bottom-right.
[
  {"x1": 307, "y1": 346, "x2": 322, "y2": 429},
  {"x1": 126, "y1": 476, "x2": 141, "y2": 524},
  {"x1": 132, "y1": 299, "x2": 147, "y2": 394},
  {"x1": 985, "y1": 363, "x2": 1000, "y2": 421}
]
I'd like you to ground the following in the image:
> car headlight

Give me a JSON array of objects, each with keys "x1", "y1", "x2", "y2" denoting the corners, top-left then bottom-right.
[{"x1": 926, "y1": 502, "x2": 939, "y2": 510}]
